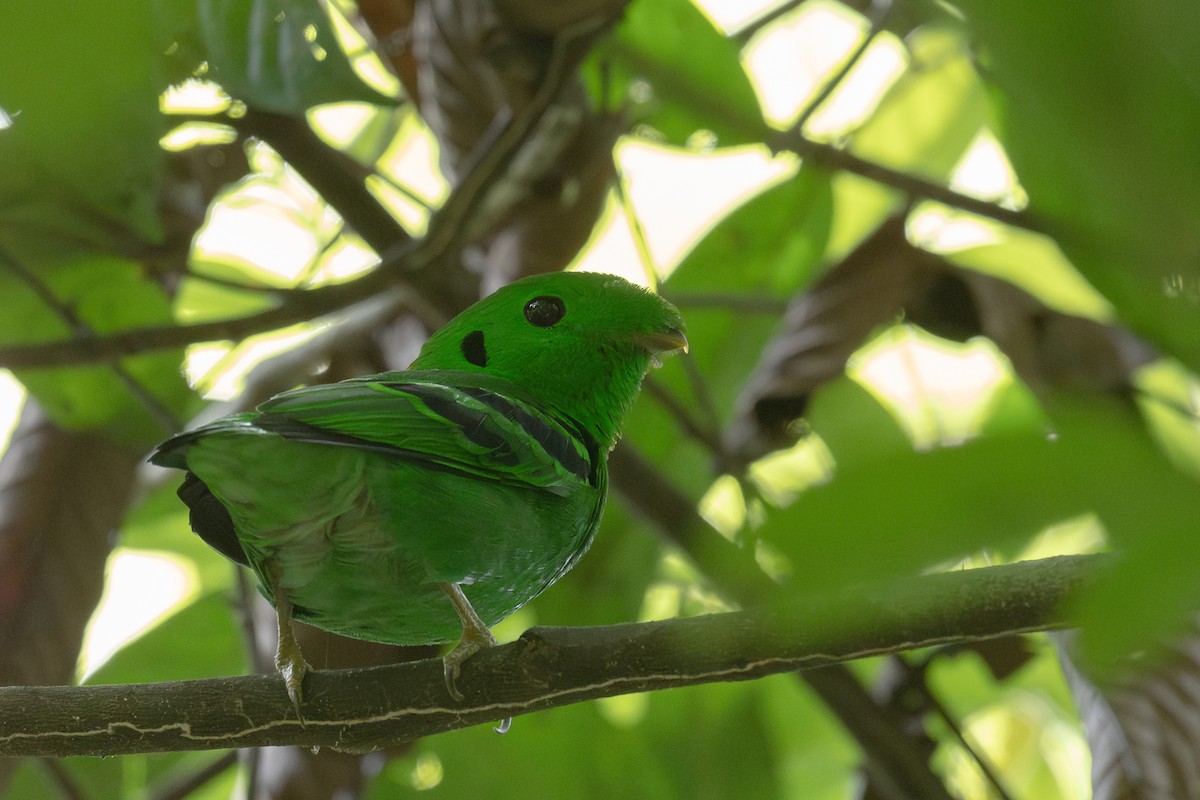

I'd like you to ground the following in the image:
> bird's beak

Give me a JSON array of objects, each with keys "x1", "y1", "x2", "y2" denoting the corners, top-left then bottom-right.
[{"x1": 635, "y1": 327, "x2": 689, "y2": 355}]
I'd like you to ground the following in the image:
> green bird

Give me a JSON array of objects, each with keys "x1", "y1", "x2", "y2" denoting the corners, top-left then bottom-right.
[{"x1": 151, "y1": 271, "x2": 686, "y2": 710}]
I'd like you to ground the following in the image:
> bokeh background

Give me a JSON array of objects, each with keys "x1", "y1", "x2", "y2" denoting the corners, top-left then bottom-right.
[{"x1": 2, "y1": 0, "x2": 1199, "y2": 797}]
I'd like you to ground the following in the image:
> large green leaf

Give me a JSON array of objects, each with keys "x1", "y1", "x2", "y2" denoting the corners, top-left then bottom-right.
[
  {"x1": 0, "y1": 254, "x2": 192, "y2": 445},
  {"x1": 850, "y1": 22, "x2": 986, "y2": 182},
  {"x1": 0, "y1": 4, "x2": 191, "y2": 445},
  {"x1": 766, "y1": 379, "x2": 1200, "y2": 670},
  {"x1": 651, "y1": 166, "x2": 834, "y2": 434},
  {"x1": 953, "y1": 1, "x2": 1200, "y2": 373},
  {"x1": 369, "y1": 679, "x2": 801, "y2": 800},
  {"x1": 0, "y1": 0, "x2": 166, "y2": 245},
  {"x1": 600, "y1": 0, "x2": 764, "y2": 145},
  {"x1": 184, "y1": 0, "x2": 397, "y2": 112}
]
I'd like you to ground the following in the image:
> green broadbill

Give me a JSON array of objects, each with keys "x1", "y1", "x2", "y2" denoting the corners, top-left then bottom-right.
[{"x1": 151, "y1": 271, "x2": 686, "y2": 708}]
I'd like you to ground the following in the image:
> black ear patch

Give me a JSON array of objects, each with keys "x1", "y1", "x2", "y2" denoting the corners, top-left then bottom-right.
[{"x1": 461, "y1": 330, "x2": 488, "y2": 367}]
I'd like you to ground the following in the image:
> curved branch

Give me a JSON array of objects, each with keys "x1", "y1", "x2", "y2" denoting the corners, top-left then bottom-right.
[{"x1": 0, "y1": 555, "x2": 1098, "y2": 757}]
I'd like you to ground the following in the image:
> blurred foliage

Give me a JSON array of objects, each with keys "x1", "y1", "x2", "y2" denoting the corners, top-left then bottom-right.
[{"x1": 2, "y1": 0, "x2": 1199, "y2": 797}]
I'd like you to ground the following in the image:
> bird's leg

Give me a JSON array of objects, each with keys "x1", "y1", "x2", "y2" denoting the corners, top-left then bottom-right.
[
  {"x1": 440, "y1": 582, "x2": 498, "y2": 701},
  {"x1": 270, "y1": 563, "x2": 309, "y2": 721}
]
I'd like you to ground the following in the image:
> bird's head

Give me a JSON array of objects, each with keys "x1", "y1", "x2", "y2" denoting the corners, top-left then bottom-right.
[{"x1": 412, "y1": 271, "x2": 687, "y2": 450}]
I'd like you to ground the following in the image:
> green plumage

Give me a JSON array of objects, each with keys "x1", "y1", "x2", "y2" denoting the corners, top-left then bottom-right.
[{"x1": 151, "y1": 271, "x2": 685, "y2": 702}]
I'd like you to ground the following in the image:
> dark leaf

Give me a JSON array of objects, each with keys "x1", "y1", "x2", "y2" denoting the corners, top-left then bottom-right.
[
  {"x1": 724, "y1": 214, "x2": 934, "y2": 464},
  {"x1": 0, "y1": 401, "x2": 140, "y2": 789},
  {"x1": 412, "y1": 0, "x2": 621, "y2": 289},
  {"x1": 193, "y1": 0, "x2": 397, "y2": 112},
  {"x1": 1059, "y1": 623, "x2": 1200, "y2": 800}
]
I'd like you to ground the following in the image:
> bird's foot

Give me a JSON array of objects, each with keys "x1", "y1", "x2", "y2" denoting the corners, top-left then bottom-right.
[
  {"x1": 271, "y1": 567, "x2": 310, "y2": 724},
  {"x1": 276, "y1": 644, "x2": 311, "y2": 721},
  {"x1": 439, "y1": 583, "x2": 498, "y2": 702},
  {"x1": 441, "y1": 620, "x2": 498, "y2": 702}
]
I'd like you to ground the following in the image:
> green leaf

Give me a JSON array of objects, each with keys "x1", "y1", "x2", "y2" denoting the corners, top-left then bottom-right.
[
  {"x1": 768, "y1": 380, "x2": 1200, "y2": 672},
  {"x1": 850, "y1": 22, "x2": 986, "y2": 181},
  {"x1": 601, "y1": 0, "x2": 764, "y2": 145},
  {"x1": 371, "y1": 680, "x2": 797, "y2": 800},
  {"x1": 85, "y1": 589, "x2": 247, "y2": 686},
  {"x1": 193, "y1": 0, "x2": 396, "y2": 112},
  {"x1": 673, "y1": 162, "x2": 833, "y2": 295},
  {"x1": 0, "y1": 0, "x2": 166, "y2": 245},
  {"x1": 954, "y1": 1, "x2": 1200, "y2": 373},
  {"x1": 0, "y1": 254, "x2": 192, "y2": 445},
  {"x1": 947, "y1": 227, "x2": 1114, "y2": 321},
  {"x1": 762, "y1": 379, "x2": 1072, "y2": 595}
]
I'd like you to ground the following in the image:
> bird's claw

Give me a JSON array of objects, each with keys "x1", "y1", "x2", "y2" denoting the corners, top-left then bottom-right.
[
  {"x1": 276, "y1": 647, "x2": 311, "y2": 724},
  {"x1": 441, "y1": 626, "x2": 497, "y2": 701}
]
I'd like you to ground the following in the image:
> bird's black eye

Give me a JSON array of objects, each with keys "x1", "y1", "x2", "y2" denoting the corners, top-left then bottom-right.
[{"x1": 524, "y1": 295, "x2": 566, "y2": 328}]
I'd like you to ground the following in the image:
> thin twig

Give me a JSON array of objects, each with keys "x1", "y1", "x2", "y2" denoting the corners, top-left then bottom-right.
[
  {"x1": 0, "y1": 21, "x2": 605, "y2": 373},
  {"x1": 613, "y1": 162, "x2": 658, "y2": 279},
  {"x1": 774, "y1": 130, "x2": 1038, "y2": 231},
  {"x1": 681, "y1": 353, "x2": 727, "y2": 448},
  {"x1": 149, "y1": 750, "x2": 239, "y2": 800},
  {"x1": 914, "y1": 662, "x2": 1015, "y2": 800},
  {"x1": 370, "y1": 167, "x2": 437, "y2": 212},
  {"x1": 791, "y1": 0, "x2": 893, "y2": 133},
  {"x1": 734, "y1": 0, "x2": 879, "y2": 42},
  {"x1": 610, "y1": 31, "x2": 1037, "y2": 234},
  {"x1": 0, "y1": 244, "x2": 181, "y2": 434},
  {"x1": 641, "y1": 375, "x2": 723, "y2": 455},
  {"x1": 36, "y1": 757, "x2": 88, "y2": 800}
]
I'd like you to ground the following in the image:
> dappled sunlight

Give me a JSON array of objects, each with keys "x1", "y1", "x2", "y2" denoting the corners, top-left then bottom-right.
[
  {"x1": 570, "y1": 193, "x2": 651, "y2": 286},
  {"x1": 698, "y1": 473, "x2": 748, "y2": 539},
  {"x1": 696, "y1": 0, "x2": 791, "y2": 34},
  {"x1": 160, "y1": 78, "x2": 232, "y2": 115},
  {"x1": 324, "y1": 1, "x2": 401, "y2": 100},
  {"x1": 159, "y1": 121, "x2": 237, "y2": 151},
  {"x1": 914, "y1": 214, "x2": 1115, "y2": 321},
  {"x1": 937, "y1": 691, "x2": 1091, "y2": 800},
  {"x1": 849, "y1": 325, "x2": 1013, "y2": 449},
  {"x1": 408, "y1": 750, "x2": 445, "y2": 791},
  {"x1": 908, "y1": 203, "x2": 1000, "y2": 252},
  {"x1": 308, "y1": 102, "x2": 381, "y2": 149},
  {"x1": 183, "y1": 323, "x2": 330, "y2": 401},
  {"x1": 193, "y1": 201, "x2": 328, "y2": 285},
  {"x1": 698, "y1": 438, "x2": 832, "y2": 571},
  {"x1": 950, "y1": 128, "x2": 1026, "y2": 208},
  {"x1": 748, "y1": 434, "x2": 836, "y2": 506},
  {"x1": 78, "y1": 549, "x2": 200, "y2": 681},
  {"x1": 0, "y1": 370, "x2": 25, "y2": 452},
  {"x1": 1016, "y1": 516, "x2": 1109, "y2": 561},
  {"x1": 1135, "y1": 359, "x2": 1200, "y2": 481},
  {"x1": 741, "y1": 1, "x2": 906, "y2": 133},
  {"x1": 368, "y1": 111, "x2": 448, "y2": 233},
  {"x1": 598, "y1": 138, "x2": 797, "y2": 281}
]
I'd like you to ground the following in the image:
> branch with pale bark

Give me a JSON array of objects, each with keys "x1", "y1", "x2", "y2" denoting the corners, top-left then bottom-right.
[{"x1": 0, "y1": 555, "x2": 1098, "y2": 758}]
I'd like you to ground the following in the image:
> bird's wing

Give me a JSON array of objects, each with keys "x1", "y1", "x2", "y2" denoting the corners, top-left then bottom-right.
[{"x1": 156, "y1": 372, "x2": 598, "y2": 494}]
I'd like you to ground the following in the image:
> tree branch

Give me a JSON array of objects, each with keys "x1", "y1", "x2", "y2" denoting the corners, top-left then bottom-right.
[
  {"x1": 771, "y1": 128, "x2": 1038, "y2": 232},
  {"x1": 0, "y1": 555, "x2": 1099, "y2": 758},
  {"x1": 0, "y1": 17, "x2": 607, "y2": 373}
]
